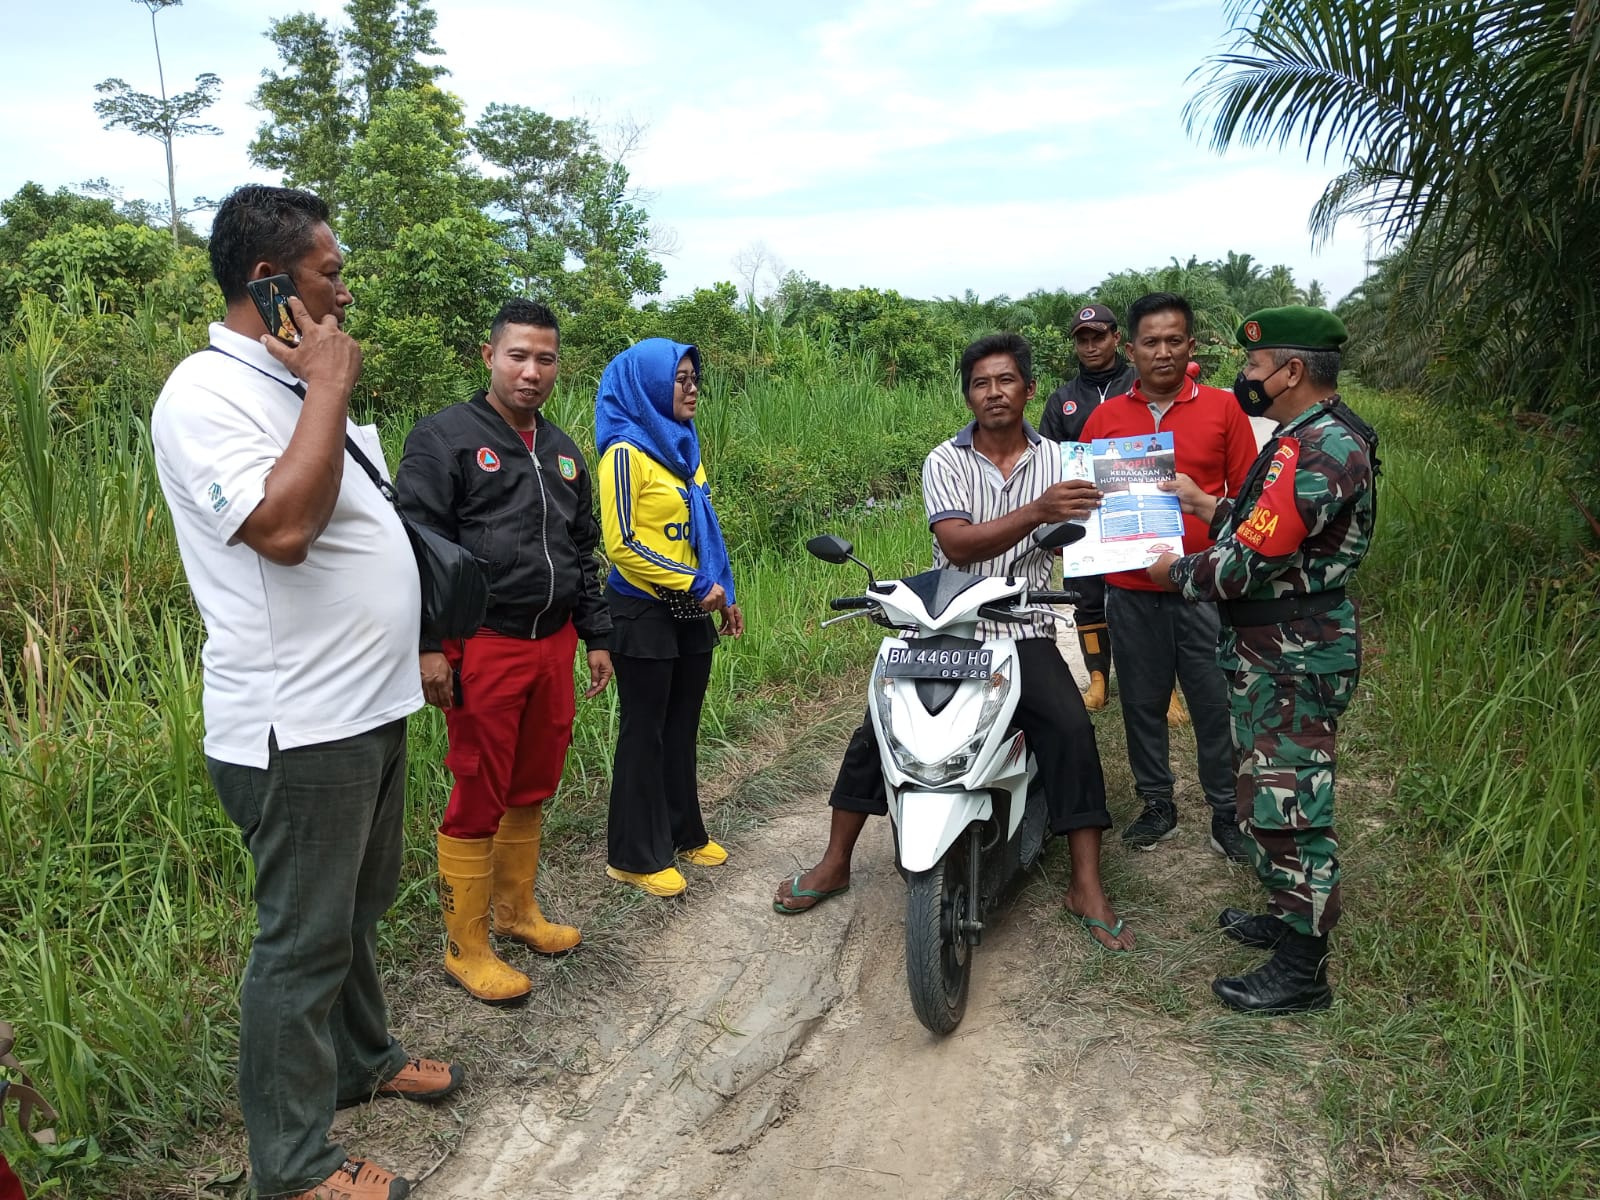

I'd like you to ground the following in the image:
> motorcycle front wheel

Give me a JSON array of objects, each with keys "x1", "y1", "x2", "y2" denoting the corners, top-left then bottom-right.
[{"x1": 904, "y1": 832, "x2": 972, "y2": 1035}]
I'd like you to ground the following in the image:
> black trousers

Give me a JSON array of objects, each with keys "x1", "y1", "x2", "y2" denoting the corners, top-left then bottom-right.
[
  {"x1": 1105, "y1": 586, "x2": 1235, "y2": 816},
  {"x1": 828, "y1": 638, "x2": 1111, "y2": 834},
  {"x1": 607, "y1": 652, "x2": 715, "y2": 873},
  {"x1": 1072, "y1": 573, "x2": 1107, "y2": 627}
]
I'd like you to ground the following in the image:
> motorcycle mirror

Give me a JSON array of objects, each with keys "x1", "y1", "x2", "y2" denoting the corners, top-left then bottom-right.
[
  {"x1": 1033, "y1": 521, "x2": 1086, "y2": 551},
  {"x1": 806, "y1": 534, "x2": 854, "y2": 564}
]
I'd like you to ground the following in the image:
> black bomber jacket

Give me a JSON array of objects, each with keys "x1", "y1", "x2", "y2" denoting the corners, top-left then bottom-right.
[
  {"x1": 1039, "y1": 357, "x2": 1137, "y2": 443},
  {"x1": 396, "y1": 391, "x2": 612, "y2": 652}
]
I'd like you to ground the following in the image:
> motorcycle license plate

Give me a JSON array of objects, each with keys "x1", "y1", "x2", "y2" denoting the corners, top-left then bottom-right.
[{"x1": 881, "y1": 645, "x2": 993, "y2": 680}]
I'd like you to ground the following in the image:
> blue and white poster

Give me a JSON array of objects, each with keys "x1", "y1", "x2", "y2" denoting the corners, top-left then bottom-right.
[{"x1": 1057, "y1": 433, "x2": 1185, "y2": 577}]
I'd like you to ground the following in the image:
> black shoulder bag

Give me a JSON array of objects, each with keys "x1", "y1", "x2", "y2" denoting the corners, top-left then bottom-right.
[
  {"x1": 203, "y1": 346, "x2": 488, "y2": 640},
  {"x1": 341, "y1": 436, "x2": 489, "y2": 641}
]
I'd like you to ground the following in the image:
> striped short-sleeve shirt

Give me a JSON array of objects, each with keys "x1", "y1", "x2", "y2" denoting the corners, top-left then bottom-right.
[{"x1": 921, "y1": 420, "x2": 1063, "y2": 641}]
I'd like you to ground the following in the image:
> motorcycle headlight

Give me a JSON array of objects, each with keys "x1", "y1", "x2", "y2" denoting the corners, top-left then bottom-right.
[{"x1": 873, "y1": 665, "x2": 1012, "y2": 787}]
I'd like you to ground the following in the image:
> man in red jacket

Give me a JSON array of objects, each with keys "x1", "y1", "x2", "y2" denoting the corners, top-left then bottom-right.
[{"x1": 1081, "y1": 292, "x2": 1258, "y2": 861}]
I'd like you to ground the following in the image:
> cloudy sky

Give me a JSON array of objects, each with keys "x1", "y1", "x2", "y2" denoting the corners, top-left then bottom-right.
[{"x1": 5, "y1": 0, "x2": 1372, "y2": 304}]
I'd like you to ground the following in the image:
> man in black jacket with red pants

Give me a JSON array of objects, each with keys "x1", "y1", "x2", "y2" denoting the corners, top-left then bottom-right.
[
  {"x1": 397, "y1": 299, "x2": 613, "y2": 1007},
  {"x1": 1039, "y1": 303, "x2": 1135, "y2": 713}
]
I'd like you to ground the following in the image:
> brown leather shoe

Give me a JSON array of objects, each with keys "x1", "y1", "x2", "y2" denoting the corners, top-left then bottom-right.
[
  {"x1": 288, "y1": 1158, "x2": 409, "y2": 1199},
  {"x1": 336, "y1": 1057, "x2": 464, "y2": 1109},
  {"x1": 374, "y1": 1057, "x2": 464, "y2": 1103}
]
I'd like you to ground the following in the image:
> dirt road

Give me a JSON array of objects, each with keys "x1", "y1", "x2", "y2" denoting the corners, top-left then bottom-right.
[{"x1": 419, "y1": 799, "x2": 1298, "y2": 1200}]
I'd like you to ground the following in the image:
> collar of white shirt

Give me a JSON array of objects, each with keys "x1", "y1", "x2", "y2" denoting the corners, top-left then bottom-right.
[{"x1": 208, "y1": 322, "x2": 303, "y2": 392}]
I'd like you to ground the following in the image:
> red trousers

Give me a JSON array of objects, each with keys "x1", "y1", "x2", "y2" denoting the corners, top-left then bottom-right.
[
  {"x1": 0, "y1": 1155, "x2": 25, "y2": 1200},
  {"x1": 441, "y1": 624, "x2": 578, "y2": 839}
]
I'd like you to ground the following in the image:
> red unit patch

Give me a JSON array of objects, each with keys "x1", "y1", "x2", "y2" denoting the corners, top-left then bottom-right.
[{"x1": 1236, "y1": 437, "x2": 1308, "y2": 556}]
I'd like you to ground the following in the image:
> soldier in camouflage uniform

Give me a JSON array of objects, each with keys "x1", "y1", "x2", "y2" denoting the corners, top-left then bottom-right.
[{"x1": 1148, "y1": 305, "x2": 1377, "y2": 1014}]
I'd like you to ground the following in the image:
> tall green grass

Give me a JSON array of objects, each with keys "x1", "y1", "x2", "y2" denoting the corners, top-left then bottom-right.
[
  {"x1": 3, "y1": 288, "x2": 1594, "y2": 1198},
  {"x1": 0, "y1": 299, "x2": 950, "y2": 1195},
  {"x1": 1327, "y1": 387, "x2": 1598, "y2": 1198}
]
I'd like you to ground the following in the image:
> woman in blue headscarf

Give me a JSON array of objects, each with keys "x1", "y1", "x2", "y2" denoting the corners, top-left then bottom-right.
[{"x1": 596, "y1": 338, "x2": 743, "y2": 897}]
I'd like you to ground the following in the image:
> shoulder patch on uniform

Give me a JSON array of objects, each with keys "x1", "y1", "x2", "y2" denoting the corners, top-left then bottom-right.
[
  {"x1": 1063, "y1": 399, "x2": 1077, "y2": 415},
  {"x1": 1236, "y1": 436, "x2": 1308, "y2": 556},
  {"x1": 558, "y1": 454, "x2": 578, "y2": 481},
  {"x1": 476, "y1": 447, "x2": 501, "y2": 472}
]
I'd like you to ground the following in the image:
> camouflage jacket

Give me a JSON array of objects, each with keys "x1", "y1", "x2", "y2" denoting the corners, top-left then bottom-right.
[{"x1": 1168, "y1": 396, "x2": 1375, "y2": 673}]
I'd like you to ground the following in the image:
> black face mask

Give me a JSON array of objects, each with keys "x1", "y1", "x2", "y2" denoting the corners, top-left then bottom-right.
[{"x1": 1232, "y1": 362, "x2": 1290, "y2": 418}]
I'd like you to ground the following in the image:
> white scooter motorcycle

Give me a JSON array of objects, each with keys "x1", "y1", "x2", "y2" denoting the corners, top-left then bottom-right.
[{"x1": 806, "y1": 522, "x2": 1085, "y2": 1035}]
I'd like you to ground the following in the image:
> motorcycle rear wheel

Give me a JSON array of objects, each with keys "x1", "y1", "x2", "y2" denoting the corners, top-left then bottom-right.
[{"x1": 905, "y1": 834, "x2": 972, "y2": 1035}]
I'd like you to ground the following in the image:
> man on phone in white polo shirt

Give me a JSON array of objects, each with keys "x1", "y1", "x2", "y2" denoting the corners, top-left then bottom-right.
[{"x1": 151, "y1": 185, "x2": 457, "y2": 1200}]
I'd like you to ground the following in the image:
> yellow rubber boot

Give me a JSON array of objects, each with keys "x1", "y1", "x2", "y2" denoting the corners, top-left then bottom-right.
[
  {"x1": 1166, "y1": 688, "x2": 1190, "y2": 727},
  {"x1": 437, "y1": 833, "x2": 532, "y2": 1005},
  {"x1": 1077, "y1": 623, "x2": 1111, "y2": 713},
  {"x1": 492, "y1": 806, "x2": 582, "y2": 954}
]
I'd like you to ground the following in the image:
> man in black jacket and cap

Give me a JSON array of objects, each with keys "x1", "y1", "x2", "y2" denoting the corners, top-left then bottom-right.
[{"x1": 1039, "y1": 303, "x2": 1136, "y2": 712}]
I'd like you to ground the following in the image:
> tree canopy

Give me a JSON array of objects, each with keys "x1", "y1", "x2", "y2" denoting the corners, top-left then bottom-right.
[{"x1": 1188, "y1": 0, "x2": 1600, "y2": 436}]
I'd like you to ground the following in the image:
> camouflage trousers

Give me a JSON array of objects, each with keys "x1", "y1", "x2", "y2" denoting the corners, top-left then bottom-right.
[{"x1": 1225, "y1": 668, "x2": 1359, "y2": 936}]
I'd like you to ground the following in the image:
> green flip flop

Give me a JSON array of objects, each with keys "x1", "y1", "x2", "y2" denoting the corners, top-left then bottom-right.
[
  {"x1": 773, "y1": 871, "x2": 850, "y2": 915},
  {"x1": 1075, "y1": 913, "x2": 1130, "y2": 952}
]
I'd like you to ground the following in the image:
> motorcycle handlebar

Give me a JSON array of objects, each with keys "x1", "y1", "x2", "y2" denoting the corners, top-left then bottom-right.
[{"x1": 830, "y1": 590, "x2": 1080, "y2": 618}]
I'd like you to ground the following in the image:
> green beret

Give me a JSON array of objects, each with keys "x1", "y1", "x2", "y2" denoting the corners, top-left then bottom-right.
[{"x1": 1237, "y1": 306, "x2": 1348, "y2": 351}]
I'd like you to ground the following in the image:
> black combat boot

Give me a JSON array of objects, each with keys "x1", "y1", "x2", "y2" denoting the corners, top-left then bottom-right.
[
  {"x1": 1212, "y1": 929, "x2": 1332, "y2": 1014},
  {"x1": 1217, "y1": 907, "x2": 1289, "y2": 950}
]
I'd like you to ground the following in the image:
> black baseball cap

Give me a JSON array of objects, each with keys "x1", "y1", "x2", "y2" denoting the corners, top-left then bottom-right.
[{"x1": 1069, "y1": 303, "x2": 1119, "y2": 335}]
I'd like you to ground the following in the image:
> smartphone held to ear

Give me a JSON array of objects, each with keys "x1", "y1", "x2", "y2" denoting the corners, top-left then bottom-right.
[{"x1": 246, "y1": 274, "x2": 303, "y2": 345}]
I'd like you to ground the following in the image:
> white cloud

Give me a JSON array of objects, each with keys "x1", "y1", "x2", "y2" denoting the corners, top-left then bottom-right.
[
  {"x1": 1, "y1": 0, "x2": 1368, "y2": 305},
  {"x1": 968, "y1": 0, "x2": 1085, "y2": 17},
  {"x1": 630, "y1": 64, "x2": 1152, "y2": 199},
  {"x1": 658, "y1": 165, "x2": 1367, "y2": 304}
]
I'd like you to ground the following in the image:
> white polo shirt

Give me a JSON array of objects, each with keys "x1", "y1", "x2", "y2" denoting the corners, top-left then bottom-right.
[{"x1": 152, "y1": 324, "x2": 424, "y2": 768}]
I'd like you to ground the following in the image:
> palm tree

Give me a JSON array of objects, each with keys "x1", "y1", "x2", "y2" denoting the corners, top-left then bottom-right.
[
  {"x1": 930, "y1": 290, "x2": 1035, "y2": 338},
  {"x1": 1019, "y1": 287, "x2": 1093, "y2": 332},
  {"x1": 1214, "y1": 249, "x2": 1266, "y2": 310},
  {"x1": 1262, "y1": 263, "x2": 1305, "y2": 306},
  {"x1": 1334, "y1": 243, "x2": 1438, "y2": 390},
  {"x1": 1185, "y1": 0, "x2": 1600, "y2": 423}
]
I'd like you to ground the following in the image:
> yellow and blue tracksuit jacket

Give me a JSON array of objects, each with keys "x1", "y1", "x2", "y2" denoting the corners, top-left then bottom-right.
[{"x1": 599, "y1": 441, "x2": 710, "y2": 599}]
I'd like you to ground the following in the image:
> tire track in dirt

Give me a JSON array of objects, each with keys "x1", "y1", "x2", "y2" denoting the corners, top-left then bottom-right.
[{"x1": 420, "y1": 798, "x2": 1294, "y2": 1200}]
